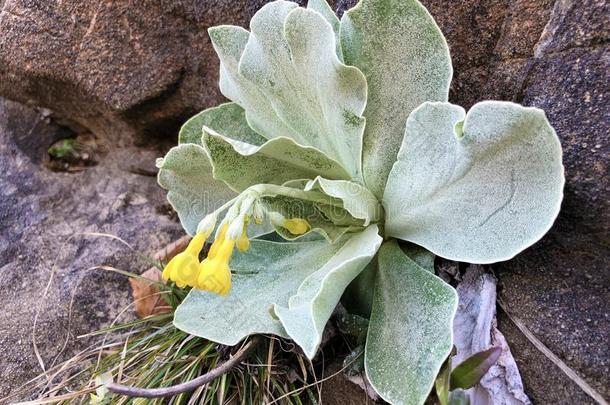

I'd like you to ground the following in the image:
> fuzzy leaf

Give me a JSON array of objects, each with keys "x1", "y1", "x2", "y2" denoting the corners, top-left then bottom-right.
[
  {"x1": 304, "y1": 177, "x2": 382, "y2": 226},
  {"x1": 174, "y1": 227, "x2": 380, "y2": 348},
  {"x1": 450, "y1": 346, "x2": 502, "y2": 390},
  {"x1": 383, "y1": 101, "x2": 564, "y2": 263},
  {"x1": 237, "y1": 2, "x2": 367, "y2": 179},
  {"x1": 365, "y1": 240, "x2": 458, "y2": 405},
  {"x1": 275, "y1": 224, "x2": 382, "y2": 358},
  {"x1": 203, "y1": 128, "x2": 351, "y2": 192},
  {"x1": 156, "y1": 144, "x2": 236, "y2": 235},
  {"x1": 175, "y1": 239, "x2": 345, "y2": 344},
  {"x1": 307, "y1": 0, "x2": 342, "y2": 60},
  {"x1": 179, "y1": 102, "x2": 266, "y2": 146},
  {"x1": 400, "y1": 243, "x2": 435, "y2": 272},
  {"x1": 209, "y1": 25, "x2": 293, "y2": 142},
  {"x1": 340, "y1": 0, "x2": 453, "y2": 198},
  {"x1": 342, "y1": 244, "x2": 434, "y2": 319}
]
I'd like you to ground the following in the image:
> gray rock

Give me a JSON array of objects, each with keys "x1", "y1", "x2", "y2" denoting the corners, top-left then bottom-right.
[
  {"x1": 0, "y1": 98, "x2": 183, "y2": 398},
  {"x1": 0, "y1": 0, "x2": 307, "y2": 143}
]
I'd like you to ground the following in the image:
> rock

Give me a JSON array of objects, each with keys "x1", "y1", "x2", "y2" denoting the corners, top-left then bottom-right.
[
  {"x1": 420, "y1": 0, "x2": 610, "y2": 402},
  {"x1": 496, "y1": 22, "x2": 609, "y2": 405},
  {"x1": 0, "y1": 0, "x2": 309, "y2": 143},
  {"x1": 0, "y1": 98, "x2": 183, "y2": 399},
  {"x1": 453, "y1": 266, "x2": 530, "y2": 405}
]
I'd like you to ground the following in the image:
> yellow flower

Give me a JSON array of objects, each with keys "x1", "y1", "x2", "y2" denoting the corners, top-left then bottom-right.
[
  {"x1": 284, "y1": 218, "x2": 311, "y2": 235},
  {"x1": 162, "y1": 231, "x2": 208, "y2": 288},
  {"x1": 236, "y1": 228, "x2": 250, "y2": 252},
  {"x1": 197, "y1": 238, "x2": 234, "y2": 295},
  {"x1": 208, "y1": 222, "x2": 229, "y2": 259}
]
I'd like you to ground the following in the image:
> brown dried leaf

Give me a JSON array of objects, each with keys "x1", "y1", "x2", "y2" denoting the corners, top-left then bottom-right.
[{"x1": 129, "y1": 267, "x2": 171, "y2": 318}]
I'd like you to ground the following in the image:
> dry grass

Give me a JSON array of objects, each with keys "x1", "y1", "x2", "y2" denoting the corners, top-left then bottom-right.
[{"x1": 6, "y1": 268, "x2": 333, "y2": 404}]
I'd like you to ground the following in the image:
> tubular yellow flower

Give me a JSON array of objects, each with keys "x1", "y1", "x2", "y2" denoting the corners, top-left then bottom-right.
[
  {"x1": 208, "y1": 222, "x2": 229, "y2": 259},
  {"x1": 170, "y1": 254, "x2": 200, "y2": 288},
  {"x1": 284, "y1": 218, "x2": 311, "y2": 235},
  {"x1": 162, "y1": 231, "x2": 208, "y2": 287},
  {"x1": 196, "y1": 238, "x2": 235, "y2": 295},
  {"x1": 236, "y1": 227, "x2": 250, "y2": 252},
  {"x1": 235, "y1": 215, "x2": 251, "y2": 252}
]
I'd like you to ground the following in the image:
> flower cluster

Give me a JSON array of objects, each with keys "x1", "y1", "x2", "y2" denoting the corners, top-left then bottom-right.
[{"x1": 162, "y1": 192, "x2": 311, "y2": 294}]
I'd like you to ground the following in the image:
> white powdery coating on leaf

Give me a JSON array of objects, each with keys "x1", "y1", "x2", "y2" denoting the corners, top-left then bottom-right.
[
  {"x1": 178, "y1": 102, "x2": 266, "y2": 146},
  {"x1": 209, "y1": 25, "x2": 297, "y2": 142},
  {"x1": 157, "y1": 144, "x2": 236, "y2": 236},
  {"x1": 174, "y1": 238, "x2": 348, "y2": 345},
  {"x1": 340, "y1": 0, "x2": 453, "y2": 199},
  {"x1": 306, "y1": 0, "x2": 343, "y2": 60},
  {"x1": 274, "y1": 225, "x2": 382, "y2": 358},
  {"x1": 383, "y1": 101, "x2": 564, "y2": 263},
  {"x1": 236, "y1": 2, "x2": 367, "y2": 180},
  {"x1": 203, "y1": 127, "x2": 351, "y2": 192},
  {"x1": 304, "y1": 176, "x2": 381, "y2": 226},
  {"x1": 365, "y1": 240, "x2": 457, "y2": 405}
]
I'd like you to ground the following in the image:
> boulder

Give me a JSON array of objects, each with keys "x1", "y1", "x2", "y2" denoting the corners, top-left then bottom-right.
[
  {"x1": 0, "y1": 98, "x2": 183, "y2": 398},
  {"x1": 0, "y1": 0, "x2": 307, "y2": 142}
]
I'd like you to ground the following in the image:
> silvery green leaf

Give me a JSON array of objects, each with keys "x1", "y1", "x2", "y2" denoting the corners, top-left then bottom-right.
[
  {"x1": 203, "y1": 128, "x2": 351, "y2": 192},
  {"x1": 156, "y1": 144, "x2": 236, "y2": 235},
  {"x1": 400, "y1": 243, "x2": 435, "y2": 272},
  {"x1": 174, "y1": 227, "x2": 380, "y2": 348},
  {"x1": 365, "y1": 240, "x2": 458, "y2": 405},
  {"x1": 174, "y1": 237, "x2": 353, "y2": 345},
  {"x1": 307, "y1": 0, "x2": 342, "y2": 60},
  {"x1": 304, "y1": 177, "x2": 382, "y2": 226},
  {"x1": 275, "y1": 225, "x2": 382, "y2": 358},
  {"x1": 208, "y1": 25, "x2": 294, "y2": 141},
  {"x1": 343, "y1": 243, "x2": 435, "y2": 317},
  {"x1": 238, "y1": 3, "x2": 367, "y2": 179},
  {"x1": 383, "y1": 101, "x2": 564, "y2": 263},
  {"x1": 179, "y1": 102, "x2": 266, "y2": 146},
  {"x1": 340, "y1": 0, "x2": 452, "y2": 198}
]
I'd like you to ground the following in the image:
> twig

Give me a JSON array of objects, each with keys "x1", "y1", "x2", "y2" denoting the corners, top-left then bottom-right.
[
  {"x1": 498, "y1": 300, "x2": 608, "y2": 405},
  {"x1": 106, "y1": 337, "x2": 260, "y2": 398}
]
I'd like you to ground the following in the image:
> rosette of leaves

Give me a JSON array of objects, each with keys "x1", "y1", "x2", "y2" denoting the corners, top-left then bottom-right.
[{"x1": 156, "y1": 0, "x2": 564, "y2": 403}]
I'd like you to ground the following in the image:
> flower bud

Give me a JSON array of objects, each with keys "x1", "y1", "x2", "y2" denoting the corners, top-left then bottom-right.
[
  {"x1": 196, "y1": 213, "x2": 217, "y2": 237},
  {"x1": 268, "y1": 212, "x2": 286, "y2": 227},
  {"x1": 227, "y1": 214, "x2": 246, "y2": 241}
]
